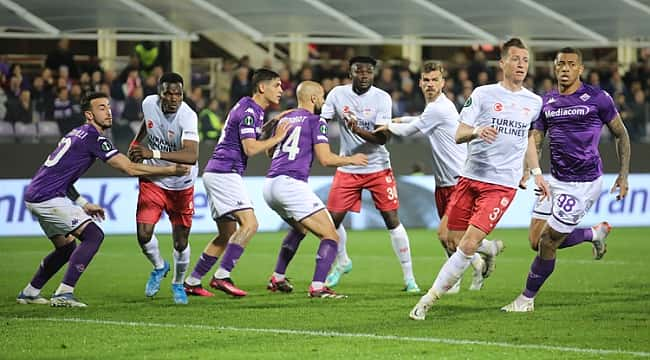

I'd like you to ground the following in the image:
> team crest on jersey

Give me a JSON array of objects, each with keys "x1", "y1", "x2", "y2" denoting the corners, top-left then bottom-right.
[
  {"x1": 319, "y1": 124, "x2": 328, "y2": 135},
  {"x1": 579, "y1": 93, "x2": 591, "y2": 102},
  {"x1": 547, "y1": 98, "x2": 556, "y2": 104},
  {"x1": 147, "y1": 119, "x2": 154, "y2": 129},
  {"x1": 343, "y1": 105, "x2": 351, "y2": 114},
  {"x1": 494, "y1": 102, "x2": 503, "y2": 112},
  {"x1": 243, "y1": 115, "x2": 254, "y2": 126},
  {"x1": 463, "y1": 97, "x2": 472, "y2": 107},
  {"x1": 100, "y1": 141, "x2": 113, "y2": 152}
]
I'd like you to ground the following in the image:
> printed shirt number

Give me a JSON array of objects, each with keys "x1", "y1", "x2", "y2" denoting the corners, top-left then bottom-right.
[
  {"x1": 44, "y1": 137, "x2": 72, "y2": 167},
  {"x1": 280, "y1": 126, "x2": 302, "y2": 161}
]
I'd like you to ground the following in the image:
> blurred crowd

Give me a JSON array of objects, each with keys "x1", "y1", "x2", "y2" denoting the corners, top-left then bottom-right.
[{"x1": 2, "y1": 40, "x2": 650, "y2": 144}]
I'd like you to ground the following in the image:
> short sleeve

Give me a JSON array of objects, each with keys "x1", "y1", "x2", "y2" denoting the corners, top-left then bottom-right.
[
  {"x1": 597, "y1": 90, "x2": 619, "y2": 124},
  {"x1": 312, "y1": 116, "x2": 329, "y2": 145},
  {"x1": 532, "y1": 104, "x2": 547, "y2": 132},
  {"x1": 459, "y1": 88, "x2": 482, "y2": 126},
  {"x1": 375, "y1": 92, "x2": 392, "y2": 126},
  {"x1": 180, "y1": 108, "x2": 200, "y2": 142},
  {"x1": 413, "y1": 103, "x2": 441, "y2": 134},
  {"x1": 89, "y1": 135, "x2": 119, "y2": 162},
  {"x1": 239, "y1": 108, "x2": 260, "y2": 140},
  {"x1": 320, "y1": 88, "x2": 337, "y2": 120}
]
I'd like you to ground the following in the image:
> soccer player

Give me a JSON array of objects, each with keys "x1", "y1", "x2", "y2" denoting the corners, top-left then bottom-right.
[
  {"x1": 376, "y1": 61, "x2": 499, "y2": 292},
  {"x1": 501, "y1": 47, "x2": 630, "y2": 312},
  {"x1": 263, "y1": 81, "x2": 367, "y2": 297},
  {"x1": 128, "y1": 73, "x2": 199, "y2": 305},
  {"x1": 409, "y1": 38, "x2": 549, "y2": 320},
  {"x1": 183, "y1": 69, "x2": 288, "y2": 297},
  {"x1": 17, "y1": 92, "x2": 188, "y2": 307},
  {"x1": 321, "y1": 56, "x2": 420, "y2": 293}
]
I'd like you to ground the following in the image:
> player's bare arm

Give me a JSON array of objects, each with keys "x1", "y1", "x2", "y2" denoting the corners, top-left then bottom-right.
[
  {"x1": 455, "y1": 122, "x2": 497, "y2": 144},
  {"x1": 242, "y1": 121, "x2": 290, "y2": 157},
  {"x1": 314, "y1": 143, "x2": 368, "y2": 167},
  {"x1": 606, "y1": 115, "x2": 631, "y2": 200},
  {"x1": 345, "y1": 114, "x2": 389, "y2": 145},
  {"x1": 520, "y1": 129, "x2": 546, "y2": 189},
  {"x1": 130, "y1": 139, "x2": 199, "y2": 165},
  {"x1": 107, "y1": 153, "x2": 190, "y2": 177},
  {"x1": 523, "y1": 130, "x2": 550, "y2": 200}
]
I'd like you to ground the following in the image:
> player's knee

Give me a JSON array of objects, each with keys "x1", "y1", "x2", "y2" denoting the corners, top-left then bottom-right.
[{"x1": 136, "y1": 228, "x2": 154, "y2": 244}]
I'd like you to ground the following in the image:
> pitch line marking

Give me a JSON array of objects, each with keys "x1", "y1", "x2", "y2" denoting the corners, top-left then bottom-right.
[{"x1": 8, "y1": 317, "x2": 650, "y2": 358}]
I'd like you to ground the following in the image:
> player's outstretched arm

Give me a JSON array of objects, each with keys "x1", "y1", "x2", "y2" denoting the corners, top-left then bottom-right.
[
  {"x1": 242, "y1": 121, "x2": 290, "y2": 157},
  {"x1": 66, "y1": 184, "x2": 105, "y2": 220},
  {"x1": 344, "y1": 114, "x2": 390, "y2": 145},
  {"x1": 524, "y1": 130, "x2": 549, "y2": 200},
  {"x1": 107, "y1": 153, "x2": 190, "y2": 177},
  {"x1": 455, "y1": 122, "x2": 497, "y2": 144},
  {"x1": 606, "y1": 115, "x2": 631, "y2": 200},
  {"x1": 314, "y1": 143, "x2": 367, "y2": 167},
  {"x1": 129, "y1": 139, "x2": 199, "y2": 165}
]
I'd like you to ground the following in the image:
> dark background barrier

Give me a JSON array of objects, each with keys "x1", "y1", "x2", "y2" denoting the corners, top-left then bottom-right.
[{"x1": 1, "y1": 139, "x2": 646, "y2": 178}]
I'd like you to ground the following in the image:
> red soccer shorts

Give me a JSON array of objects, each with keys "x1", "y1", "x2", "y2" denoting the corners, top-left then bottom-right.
[
  {"x1": 327, "y1": 169, "x2": 399, "y2": 213},
  {"x1": 435, "y1": 185, "x2": 457, "y2": 219},
  {"x1": 136, "y1": 180, "x2": 195, "y2": 228},
  {"x1": 446, "y1": 177, "x2": 516, "y2": 234}
]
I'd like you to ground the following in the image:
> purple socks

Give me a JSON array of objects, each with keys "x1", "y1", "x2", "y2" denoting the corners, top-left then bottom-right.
[
  {"x1": 313, "y1": 239, "x2": 338, "y2": 283},
  {"x1": 523, "y1": 256, "x2": 556, "y2": 298},
  {"x1": 61, "y1": 222, "x2": 104, "y2": 287},
  {"x1": 190, "y1": 253, "x2": 218, "y2": 280},
  {"x1": 30, "y1": 240, "x2": 76, "y2": 289},
  {"x1": 274, "y1": 229, "x2": 306, "y2": 275}
]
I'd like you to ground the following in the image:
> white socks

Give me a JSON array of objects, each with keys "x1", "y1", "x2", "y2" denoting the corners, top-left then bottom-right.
[
  {"x1": 470, "y1": 253, "x2": 485, "y2": 274},
  {"x1": 55, "y1": 283, "x2": 74, "y2": 296},
  {"x1": 23, "y1": 284, "x2": 41, "y2": 297},
  {"x1": 389, "y1": 224, "x2": 415, "y2": 282},
  {"x1": 172, "y1": 245, "x2": 190, "y2": 284},
  {"x1": 141, "y1": 234, "x2": 165, "y2": 269},
  {"x1": 431, "y1": 248, "x2": 473, "y2": 295},
  {"x1": 214, "y1": 267, "x2": 230, "y2": 279},
  {"x1": 272, "y1": 272, "x2": 286, "y2": 281},
  {"x1": 477, "y1": 239, "x2": 496, "y2": 257},
  {"x1": 335, "y1": 225, "x2": 351, "y2": 267}
]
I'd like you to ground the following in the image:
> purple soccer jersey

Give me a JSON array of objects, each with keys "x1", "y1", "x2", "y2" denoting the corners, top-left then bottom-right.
[
  {"x1": 24, "y1": 123, "x2": 119, "y2": 203},
  {"x1": 266, "y1": 109, "x2": 329, "y2": 182},
  {"x1": 204, "y1": 97, "x2": 264, "y2": 175},
  {"x1": 533, "y1": 83, "x2": 618, "y2": 182}
]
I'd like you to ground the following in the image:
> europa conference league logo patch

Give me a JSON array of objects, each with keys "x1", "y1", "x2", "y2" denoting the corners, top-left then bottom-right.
[
  {"x1": 319, "y1": 124, "x2": 328, "y2": 135},
  {"x1": 243, "y1": 115, "x2": 254, "y2": 126},
  {"x1": 463, "y1": 97, "x2": 472, "y2": 107},
  {"x1": 101, "y1": 141, "x2": 113, "y2": 152}
]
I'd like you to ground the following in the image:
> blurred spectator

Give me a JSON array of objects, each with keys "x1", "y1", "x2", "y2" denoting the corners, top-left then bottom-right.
[
  {"x1": 142, "y1": 74, "x2": 158, "y2": 97},
  {"x1": 230, "y1": 66, "x2": 251, "y2": 106},
  {"x1": 0, "y1": 86, "x2": 6, "y2": 121},
  {"x1": 217, "y1": 59, "x2": 234, "y2": 104},
  {"x1": 398, "y1": 79, "x2": 424, "y2": 115},
  {"x1": 198, "y1": 97, "x2": 224, "y2": 142},
  {"x1": 628, "y1": 90, "x2": 649, "y2": 142},
  {"x1": 375, "y1": 66, "x2": 398, "y2": 94},
  {"x1": 79, "y1": 72, "x2": 93, "y2": 95},
  {"x1": 45, "y1": 38, "x2": 78, "y2": 78},
  {"x1": 122, "y1": 86, "x2": 144, "y2": 123},
  {"x1": 122, "y1": 69, "x2": 142, "y2": 98},
  {"x1": 468, "y1": 50, "x2": 490, "y2": 83},
  {"x1": 31, "y1": 76, "x2": 54, "y2": 120},
  {"x1": 455, "y1": 80, "x2": 474, "y2": 110},
  {"x1": 135, "y1": 41, "x2": 163, "y2": 78},
  {"x1": 53, "y1": 87, "x2": 74, "y2": 134},
  {"x1": 279, "y1": 68, "x2": 294, "y2": 95},
  {"x1": 6, "y1": 89, "x2": 33, "y2": 124},
  {"x1": 91, "y1": 70, "x2": 103, "y2": 92}
]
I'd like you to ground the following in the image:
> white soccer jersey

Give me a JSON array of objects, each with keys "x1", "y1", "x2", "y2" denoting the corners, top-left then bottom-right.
[
  {"x1": 412, "y1": 93, "x2": 466, "y2": 187},
  {"x1": 142, "y1": 95, "x2": 199, "y2": 190},
  {"x1": 459, "y1": 83, "x2": 542, "y2": 188},
  {"x1": 321, "y1": 85, "x2": 392, "y2": 174}
]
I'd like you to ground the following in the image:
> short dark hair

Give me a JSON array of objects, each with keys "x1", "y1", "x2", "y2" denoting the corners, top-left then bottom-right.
[
  {"x1": 421, "y1": 61, "x2": 446, "y2": 78},
  {"x1": 159, "y1": 72, "x2": 184, "y2": 87},
  {"x1": 556, "y1": 47, "x2": 583, "y2": 63},
  {"x1": 349, "y1": 56, "x2": 377, "y2": 67},
  {"x1": 251, "y1": 68, "x2": 280, "y2": 94},
  {"x1": 81, "y1": 92, "x2": 108, "y2": 112},
  {"x1": 501, "y1": 38, "x2": 527, "y2": 59}
]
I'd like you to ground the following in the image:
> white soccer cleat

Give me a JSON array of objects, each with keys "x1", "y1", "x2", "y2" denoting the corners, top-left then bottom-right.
[
  {"x1": 408, "y1": 291, "x2": 439, "y2": 320},
  {"x1": 501, "y1": 294, "x2": 534, "y2": 313},
  {"x1": 447, "y1": 278, "x2": 461, "y2": 294},
  {"x1": 591, "y1": 221, "x2": 611, "y2": 260},
  {"x1": 16, "y1": 292, "x2": 49, "y2": 305},
  {"x1": 482, "y1": 240, "x2": 504, "y2": 279},
  {"x1": 50, "y1": 293, "x2": 88, "y2": 308},
  {"x1": 469, "y1": 262, "x2": 485, "y2": 291}
]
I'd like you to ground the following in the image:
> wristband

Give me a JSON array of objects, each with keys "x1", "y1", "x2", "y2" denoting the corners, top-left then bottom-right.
[
  {"x1": 75, "y1": 196, "x2": 89, "y2": 207},
  {"x1": 152, "y1": 150, "x2": 161, "y2": 159},
  {"x1": 530, "y1": 167, "x2": 542, "y2": 176}
]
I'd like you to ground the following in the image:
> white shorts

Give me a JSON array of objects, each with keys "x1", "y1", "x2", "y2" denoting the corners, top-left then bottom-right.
[
  {"x1": 545, "y1": 176, "x2": 603, "y2": 233},
  {"x1": 25, "y1": 197, "x2": 93, "y2": 238},
  {"x1": 263, "y1": 176, "x2": 326, "y2": 222},
  {"x1": 531, "y1": 195, "x2": 552, "y2": 220},
  {"x1": 203, "y1": 172, "x2": 253, "y2": 221}
]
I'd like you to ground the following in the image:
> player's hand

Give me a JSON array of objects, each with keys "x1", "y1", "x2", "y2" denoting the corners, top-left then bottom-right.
[
  {"x1": 172, "y1": 164, "x2": 191, "y2": 176},
  {"x1": 82, "y1": 203, "x2": 106, "y2": 221},
  {"x1": 610, "y1": 174, "x2": 629, "y2": 200},
  {"x1": 392, "y1": 117, "x2": 402, "y2": 124},
  {"x1": 518, "y1": 171, "x2": 531, "y2": 189},
  {"x1": 344, "y1": 113, "x2": 360, "y2": 133},
  {"x1": 474, "y1": 126, "x2": 498, "y2": 143},
  {"x1": 273, "y1": 121, "x2": 290, "y2": 140},
  {"x1": 373, "y1": 125, "x2": 389, "y2": 134},
  {"x1": 129, "y1": 145, "x2": 153, "y2": 161},
  {"x1": 349, "y1": 153, "x2": 368, "y2": 166},
  {"x1": 533, "y1": 175, "x2": 550, "y2": 201}
]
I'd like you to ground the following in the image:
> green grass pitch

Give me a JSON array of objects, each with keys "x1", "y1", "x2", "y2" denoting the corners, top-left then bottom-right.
[{"x1": 1, "y1": 227, "x2": 649, "y2": 359}]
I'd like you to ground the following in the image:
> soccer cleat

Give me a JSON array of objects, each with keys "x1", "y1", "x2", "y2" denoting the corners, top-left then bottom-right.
[
  {"x1": 184, "y1": 283, "x2": 214, "y2": 297},
  {"x1": 482, "y1": 240, "x2": 504, "y2": 279},
  {"x1": 501, "y1": 294, "x2": 535, "y2": 312},
  {"x1": 210, "y1": 277, "x2": 248, "y2": 297},
  {"x1": 267, "y1": 276, "x2": 294, "y2": 293},
  {"x1": 325, "y1": 260, "x2": 353, "y2": 288},
  {"x1": 171, "y1": 284, "x2": 188, "y2": 304},
  {"x1": 16, "y1": 292, "x2": 49, "y2": 305},
  {"x1": 447, "y1": 278, "x2": 461, "y2": 294},
  {"x1": 409, "y1": 291, "x2": 440, "y2": 320},
  {"x1": 592, "y1": 221, "x2": 611, "y2": 260},
  {"x1": 145, "y1": 261, "x2": 170, "y2": 297},
  {"x1": 403, "y1": 278, "x2": 421, "y2": 293},
  {"x1": 308, "y1": 286, "x2": 347, "y2": 299},
  {"x1": 50, "y1": 293, "x2": 87, "y2": 308},
  {"x1": 469, "y1": 263, "x2": 485, "y2": 291}
]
